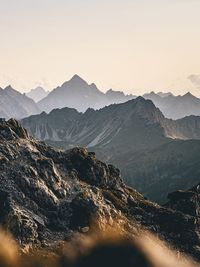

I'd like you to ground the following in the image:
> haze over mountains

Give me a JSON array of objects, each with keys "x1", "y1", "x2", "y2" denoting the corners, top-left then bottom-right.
[
  {"x1": 2, "y1": 74, "x2": 200, "y2": 203},
  {"x1": 37, "y1": 74, "x2": 135, "y2": 113},
  {"x1": 0, "y1": 85, "x2": 40, "y2": 119},
  {"x1": 143, "y1": 91, "x2": 200, "y2": 119},
  {"x1": 1, "y1": 75, "x2": 200, "y2": 120},
  {"x1": 26, "y1": 86, "x2": 49, "y2": 102},
  {"x1": 21, "y1": 97, "x2": 200, "y2": 203},
  {"x1": 37, "y1": 75, "x2": 200, "y2": 119},
  {"x1": 2, "y1": 75, "x2": 200, "y2": 262}
]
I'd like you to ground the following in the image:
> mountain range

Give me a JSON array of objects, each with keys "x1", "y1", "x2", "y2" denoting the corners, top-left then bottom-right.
[
  {"x1": 144, "y1": 91, "x2": 200, "y2": 119},
  {"x1": 37, "y1": 75, "x2": 200, "y2": 119},
  {"x1": 1, "y1": 75, "x2": 200, "y2": 120},
  {"x1": 21, "y1": 97, "x2": 200, "y2": 203},
  {"x1": 37, "y1": 75, "x2": 135, "y2": 113},
  {"x1": 1, "y1": 118, "x2": 200, "y2": 261}
]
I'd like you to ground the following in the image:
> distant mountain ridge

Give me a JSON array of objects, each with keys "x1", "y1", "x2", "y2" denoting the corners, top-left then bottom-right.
[
  {"x1": 0, "y1": 85, "x2": 40, "y2": 119},
  {"x1": 1, "y1": 75, "x2": 200, "y2": 120},
  {"x1": 37, "y1": 74, "x2": 200, "y2": 119},
  {"x1": 22, "y1": 97, "x2": 185, "y2": 150},
  {"x1": 26, "y1": 86, "x2": 49, "y2": 102},
  {"x1": 21, "y1": 97, "x2": 200, "y2": 203},
  {"x1": 38, "y1": 75, "x2": 136, "y2": 113},
  {"x1": 143, "y1": 91, "x2": 200, "y2": 119}
]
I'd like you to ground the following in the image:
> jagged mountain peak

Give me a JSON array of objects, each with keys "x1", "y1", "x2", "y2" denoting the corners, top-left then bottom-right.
[
  {"x1": 182, "y1": 92, "x2": 196, "y2": 99},
  {"x1": 135, "y1": 96, "x2": 146, "y2": 102},
  {"x1": 4, "y1": 85, "x2": 27, "y2": 98},
  {"x1": 106, "y1": 88, "x2": 126, "y2": 97},
  {"x1": 68, "y1": 74, "x2": 88, "y2": 85},
  {"x1": 143, "y1": 91, "x2": 161, "y2": 98},
  {"x1": 38, "y1": 75, "x2": 136, "y2": 113},
  {"x1": 157, "y1": 92, "x2": 173, "y2": 98},
  {"x1": 89, "y1": 82, "x2": 99, "y2": 91},
  {"x1": 4, "y1": 85, "x2": 16, "y2": 92},
  {"x1": 150, "y1": 91, "x2": 157, "y2": 95},
  {"x1": 125, "y1": 96, "x2": 158, "y2": 112}
]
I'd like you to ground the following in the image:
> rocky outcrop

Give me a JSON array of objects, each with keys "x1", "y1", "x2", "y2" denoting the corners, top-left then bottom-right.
[{"x1": 1, "y1": 119, "x2": 200, "y2": 260}]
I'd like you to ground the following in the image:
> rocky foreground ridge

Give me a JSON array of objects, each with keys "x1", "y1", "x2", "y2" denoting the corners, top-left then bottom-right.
[{"x1": 1, "y1": 119, "x2": 200, "y2": 260}]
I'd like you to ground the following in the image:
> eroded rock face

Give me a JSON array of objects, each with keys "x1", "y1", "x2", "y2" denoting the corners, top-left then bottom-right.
[{"x1": 1, "y1": 119, "x2": 200, "y2": 260}]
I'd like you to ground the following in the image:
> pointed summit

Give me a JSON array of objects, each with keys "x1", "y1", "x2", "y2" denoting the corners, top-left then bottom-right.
[
  {"x1": 4, "y1": 85, "x2": 20, "y2": 95},
  {"x1": 135, "y1": 96, "x2": 146, "y2": 102},
  {"x1": 182, "y1": 92, "x2": 197, "y2": 100},
  {"x1": 150, "y1": 91, "x2": 156, "y2": 95},
  {"x1": 4, "y1": 85, "x2": 14, "y2": 91},
  {"x1": 183, "y1": 92, "x2": 194, "y2": 98},
  {"x1": 69, "y1": 74, "x2": 87, "y2": 85},
  {"x1": 89, "y1": 82, "x2": 102, "y2": 94}
]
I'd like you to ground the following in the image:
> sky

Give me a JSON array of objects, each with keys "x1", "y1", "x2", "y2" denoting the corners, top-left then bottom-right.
[{"x1": 1, "y1": 0, "x2": 200, "y2": 96}]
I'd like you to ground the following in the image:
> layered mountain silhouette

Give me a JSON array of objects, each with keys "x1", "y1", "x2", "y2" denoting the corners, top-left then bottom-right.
[
  {"x1": 26, "y1": 86, "x2": 49, "y2": 102},
  {"x1": 21, "y1": 97, "x2": 200, "y2": 203},
  {"x1": 38, "y1": 75, "x2": 135, "y2": 113},
  {"x1": 0, "y1": 85, "x2": 40, "y2": 119},
  {"x1": 1, "y1": 118, "x2": 200, "y2": 260},
  {"x1": 37, "y1": 75, "x2": 200, "y2": 119},
  {"x1": 1, "y1": 75, "x2": 200, "y2": 120},
  {"x1": 143, "y1": 91, "x2": 200, "y2": 119}
]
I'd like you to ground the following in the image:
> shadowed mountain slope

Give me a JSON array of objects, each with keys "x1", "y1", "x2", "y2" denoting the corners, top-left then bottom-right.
[{"x1": 22, "y1": 98, "x2": 200, "y2": 203}]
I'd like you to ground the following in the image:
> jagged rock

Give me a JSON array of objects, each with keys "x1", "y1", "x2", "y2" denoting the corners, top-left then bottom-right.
[{"x1": 1, "y1": 119, "x2": 200, "y2": 260}]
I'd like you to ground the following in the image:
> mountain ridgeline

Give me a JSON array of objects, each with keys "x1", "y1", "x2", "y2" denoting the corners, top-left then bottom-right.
[
  {"x1": 38, "y1": 75, "x2": 135, "y2": 113},
  {"x1": 1, "y1": 119, "x2": 200, "y2": 261},
  {"x1": 21, "y1": 97, "x2": 200, "y2": 203},
  {"x1": 144, "y1": 91, "x2": 200, "y2": 119},
  {"x1": 37, "y1": 75, "x2": 200, "y2": 119},
  {"x1": 0, "y1": 86, "x2": 40, "y2": 119},
  {"x1": 2, "y1": 75, "x2": 200, "y2": 120}
]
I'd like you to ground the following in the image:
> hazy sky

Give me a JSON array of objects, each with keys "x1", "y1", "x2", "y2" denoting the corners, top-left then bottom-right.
[{"x1": 1, "y1": 0, "x2": 200, "y2": 96}]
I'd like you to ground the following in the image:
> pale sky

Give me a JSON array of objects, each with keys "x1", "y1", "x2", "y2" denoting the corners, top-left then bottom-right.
[{"x1": 1, "y1": 0, "x2": 200, "y2": 96}]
